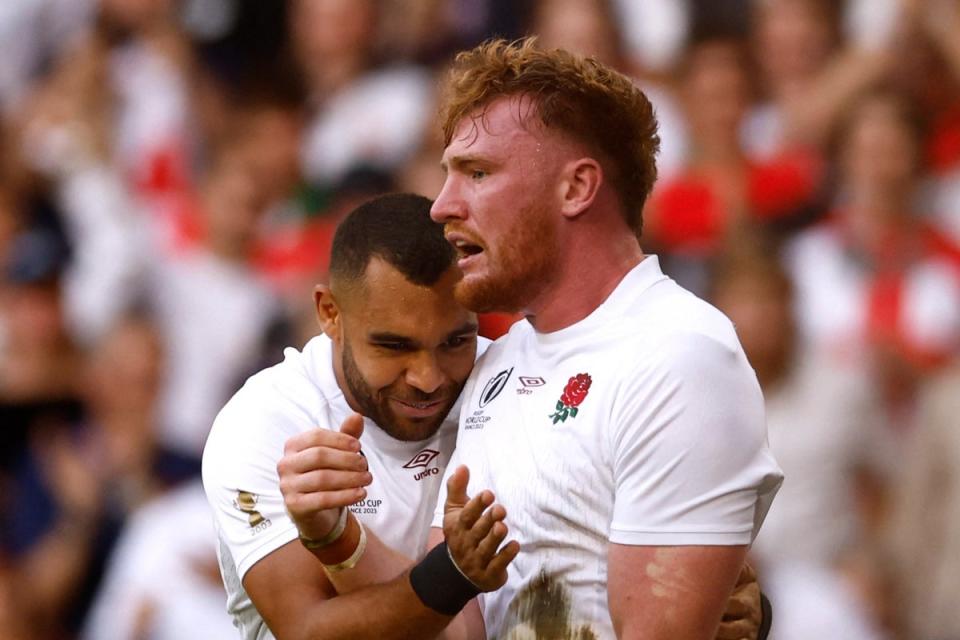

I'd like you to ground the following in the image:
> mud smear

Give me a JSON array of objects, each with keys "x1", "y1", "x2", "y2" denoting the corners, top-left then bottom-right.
[{"x1": 497, "y1": 570, "x2": 598, "y2": 640}]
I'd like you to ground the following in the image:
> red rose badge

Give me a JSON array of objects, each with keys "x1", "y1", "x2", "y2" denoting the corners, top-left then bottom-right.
[{"x1": 549, "y1": 373, "x2": 592, "y2": 423}]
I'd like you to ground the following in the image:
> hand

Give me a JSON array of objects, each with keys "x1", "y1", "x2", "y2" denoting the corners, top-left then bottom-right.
[
  {"x1": 716, "y1": 561, "x2": 763, "y2": 640},
  {"x1": 278, "y1": 413, "x2": 372, "y2": 540},
  {"x1": 443, "y1": 466, "x2": 520, "y2": 591}
]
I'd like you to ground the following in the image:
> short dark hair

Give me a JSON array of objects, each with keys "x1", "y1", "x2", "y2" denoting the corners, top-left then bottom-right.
[{"x1": 329, "y1": 193, "x2": 455, "y2": 288}]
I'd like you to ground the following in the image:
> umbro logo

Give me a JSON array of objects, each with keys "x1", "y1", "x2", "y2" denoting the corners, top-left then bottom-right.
[
  {"x1": 403, "y1": 448, "x2": 440, "y2": 469},
  {"x1": 517, "y1": 375, "x2": 545, "y2": 395}
]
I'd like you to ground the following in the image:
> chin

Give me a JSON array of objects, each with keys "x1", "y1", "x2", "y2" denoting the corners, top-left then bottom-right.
[
  {"x1": 382, "y1": 414, "x2": 447, "y2": 442},
  {"x1": 455, "y1": 276, "x2": 526, "y2": 315}
]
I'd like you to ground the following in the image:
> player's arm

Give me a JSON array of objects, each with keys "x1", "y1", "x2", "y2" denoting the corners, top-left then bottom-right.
[
  {"x1": 607, "y1": 332, "x2": 782, "y2": 640},
  {"x1": 269, "y1": 418, "x2": 512, "y2": 640},
  {"x1": 608, "y1": 544, "x2": 747, "y2": 640},
  {"x1": 243, "y1": 538, "x2": 462, "y2": 640}
]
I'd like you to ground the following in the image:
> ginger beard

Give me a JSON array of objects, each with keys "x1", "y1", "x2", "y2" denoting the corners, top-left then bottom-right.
[
  {"x1": 448, "y1": 199, "x2": 560, "y2": 314},
  {"x1": 340, "y1": 339, "x2": 462, "y2": 442}
]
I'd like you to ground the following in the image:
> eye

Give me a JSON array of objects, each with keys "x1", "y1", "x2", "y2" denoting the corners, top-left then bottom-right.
[
  {"x1": 375, "y1": 342, "x2": 411, "y2": 352},
  {"x1": 471, "y1": 168, "x2": 487, "y2": 181},
  {"x1": 445, "y1": 335, "x2": 474, "y2": 349}
]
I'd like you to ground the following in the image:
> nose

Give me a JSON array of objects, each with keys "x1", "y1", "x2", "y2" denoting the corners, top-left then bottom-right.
[
  {"x1": 430, "y1": 176, "x2": 465, "y2": 224},
  {"x1": 405, "y1": 351, "x2": 446, "y2": 395}
]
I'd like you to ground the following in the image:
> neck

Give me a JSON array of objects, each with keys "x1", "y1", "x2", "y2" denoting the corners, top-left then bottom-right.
[{"x1": 524, "y1": 225, "x2": 644, "y2": 333}]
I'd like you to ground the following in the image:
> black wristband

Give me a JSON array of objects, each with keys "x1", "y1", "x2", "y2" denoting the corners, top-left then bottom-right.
[
  {"x1": 758, "y1": 591, "x2": 773, "y2": 640},
  {"x1": 409, "y1": 542, "x2": 481, "y2": 616}
]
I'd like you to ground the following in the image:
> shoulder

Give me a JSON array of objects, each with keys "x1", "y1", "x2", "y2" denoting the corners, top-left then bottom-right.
[
  {"x1": 202, "y1": 336, "x2": 342, "y2": 480},
  {"x1": 622, "y1": 278, "x2": 741, "y2": 356}
]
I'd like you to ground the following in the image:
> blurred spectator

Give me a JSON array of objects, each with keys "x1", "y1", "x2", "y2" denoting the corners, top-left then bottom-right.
[
  {"x1": 784, "y1": 89, "x2": 960, "y2": 413},
  {"x1": 82, "y1": 481, "x2": 236, "y2": 640},
  {"x1": 611, "y1": 0, "x2": 690, "y2": 75},
  {"x1": 746, "y1": 0, "x2": 893, "y2": 160},
  {"x1": 646, "y1": 33, "x2": 817, "y2": 291},
  {"x1": 530, "y1": 0, "x2": 689, "y2": 177},
  {"x1": 292, "y1": 0, "x2": 434, "y2": 188},
  {"x1": 887, "y1": 363, "x2": 960, "y2": 639},
  {"x1": 0, "y1": 226, "x2": 79, "y2": 405},
  {"x1": 0, "y1": 310, "x2": 185, "y2": 638},
  {"x1": 148, "y1": 143, "x2": 284, "y2": 461},
  {"x1": 890, "y1": 0, "x2": 960, "y2": 246},
  {"x1": 709, "y1": 239, "x2": 893, "y2": 638},
  {"x1": 0, "y1": 0, "x2": 94, "y2": 116}
]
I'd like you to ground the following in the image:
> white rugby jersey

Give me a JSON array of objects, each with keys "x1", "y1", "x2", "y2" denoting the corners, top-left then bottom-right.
[
  {"x1": 203, "y1": 334, "x2": 486, "y2": 640},
  {"x1": 434, "y1": 256, "x2": 783, "y2": 639}
]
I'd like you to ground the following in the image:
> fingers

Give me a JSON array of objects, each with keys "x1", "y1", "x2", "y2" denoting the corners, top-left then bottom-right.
[
  {"x1": 444, "y1": 493, "x2": 519, "y2": 591},
  {"x1": 470, "y1": 503, "x2": 506, "y2": 545},
  {"x1": 736, "y1": 561, "x2": 757, "y2": 587},
  {"x1": 285, "y1": 468, "x2": 373, "y2": 494},
  {"x1": 284, "y1": 427, "x2": 361, "y2": 456},
  {"x1": 339, "y1": 412, "x2": 365, "y2": 439},
  {"x1": 445, "y1": 465, "x2": 471, "y2": 509},
  {"x1": 457, "y1": 490, "x2": 494, "y2": 530},
  {"x1": 474, "y1": 518, "x2": 508, "y2": 560},
  {"x1": 715, "y1": 618, "x2": 755, "y2": 640},
  {"x1": 280, "y1": 445, "x2": 368, "y2": 476},
  {"x1": 487, "y1": 539, "x2": 520, "y2": 579}
]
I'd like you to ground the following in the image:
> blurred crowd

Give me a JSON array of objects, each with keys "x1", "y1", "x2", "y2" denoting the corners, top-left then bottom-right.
[{"x1": 1, "y1": 0, "x2": 959, "y2": 638}]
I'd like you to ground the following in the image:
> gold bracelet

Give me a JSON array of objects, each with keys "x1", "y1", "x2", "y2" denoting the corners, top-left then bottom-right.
[
  {"x1": 298, "y1": 507, "x2": 348, "y2": 550},
  {"x1": 322, "y1": 519, "x2": 367, "y2": 573}
]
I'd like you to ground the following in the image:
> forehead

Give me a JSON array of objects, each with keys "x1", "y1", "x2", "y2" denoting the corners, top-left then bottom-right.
[
  {"x1": 442, "y1": 96, "x2": 547, "y2": 161},
  {"x1": 348, "y1": 258, "x2": 474, "y2": 337}
]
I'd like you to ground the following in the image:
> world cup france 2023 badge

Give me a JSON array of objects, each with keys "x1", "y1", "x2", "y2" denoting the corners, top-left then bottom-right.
[{"x1": 549, "y1": 373, "x2": 592, "y2": 424}]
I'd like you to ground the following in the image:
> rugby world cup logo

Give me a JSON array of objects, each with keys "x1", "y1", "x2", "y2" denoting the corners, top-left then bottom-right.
[
  {"x1": 549, "y1": 373, "x2": 592, "y2": 424},
  {"x1": 479, "y1": 367, "x2": 514, "y2": 408}
]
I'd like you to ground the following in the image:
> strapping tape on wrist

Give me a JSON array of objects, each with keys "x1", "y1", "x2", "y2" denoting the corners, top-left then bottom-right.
[{"x1": 409, "y1": 542, "x2": 481, "y2": 616}]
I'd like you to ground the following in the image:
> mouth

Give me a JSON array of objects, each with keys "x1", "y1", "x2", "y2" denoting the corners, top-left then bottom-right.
[
  {"x1": 446, "y1": 232, "x2": 485, "y2": 269},
  {"x1": 388, "y1": 398, "x2": 447, "y2": 419}
]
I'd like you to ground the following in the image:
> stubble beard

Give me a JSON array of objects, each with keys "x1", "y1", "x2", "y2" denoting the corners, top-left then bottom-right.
[
  {"x1": 340, "y1": 341, "x2": 454, "y2": 442},
  {"x1": 453, "y1": 203, "x2": 559, "y2": 314}
]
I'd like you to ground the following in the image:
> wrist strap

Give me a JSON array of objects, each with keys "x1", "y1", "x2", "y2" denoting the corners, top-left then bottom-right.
[
  {"x1": 298, "y1": 507, "x2": 348, "y2": 550},
  {"x1": 409, "y1": 542, "x2": 481, "y2": 616},
  {"x1": 323, "y1": 519, "x2": 367, "y2": 573}
]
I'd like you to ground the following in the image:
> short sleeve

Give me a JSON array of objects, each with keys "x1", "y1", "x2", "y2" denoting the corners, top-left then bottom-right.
[
  {"x1": 609, "y1": 332, "x2": 783, "y2": 546},
  {"x1": 202, "y1": 386, "x2": 312, "y2": 582}
]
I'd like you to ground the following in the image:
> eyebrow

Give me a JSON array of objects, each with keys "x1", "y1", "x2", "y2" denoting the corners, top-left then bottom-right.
[
  {"x1": 440, "y1": 154, "x2": 487, "y2": 173},
  {"x1": 367, "y1": 322, "x2": 479, "y2": 347}
]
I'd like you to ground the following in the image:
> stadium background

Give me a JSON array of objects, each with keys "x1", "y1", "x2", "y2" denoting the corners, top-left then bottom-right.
[{"x1": 1, "y1": 0, "x2": 959, "y2": 638}]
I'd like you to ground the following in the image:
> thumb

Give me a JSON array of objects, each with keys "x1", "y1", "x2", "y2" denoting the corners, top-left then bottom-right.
[
  {"x1": 340, "y1": 412, "x2": 364, "y2": 440},
  {"x1": 445, "y1": 465, "x2": 471, "y2": 508}
]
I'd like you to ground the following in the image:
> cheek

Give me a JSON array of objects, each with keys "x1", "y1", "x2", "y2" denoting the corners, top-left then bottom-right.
[
  {"x1": 440, "y1": 350, "x2": 477, "y2": 388},
  {"x1": 354, "y1": 352, "x2": 406, "y2": 391}
]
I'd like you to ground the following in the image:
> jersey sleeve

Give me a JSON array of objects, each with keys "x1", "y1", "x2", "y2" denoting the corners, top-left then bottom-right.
[
  {"x1": 609, "y1": 331, "x2": 783, "y2": 546},
  {"x1": 201, "y1": 381, "x2": 315, "y2": 582}
]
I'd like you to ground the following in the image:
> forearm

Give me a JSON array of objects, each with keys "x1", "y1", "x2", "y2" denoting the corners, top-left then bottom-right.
[
  {"x1": 320, "y1": 525, "x2": 414, "y2": 595},
  {"x1": 784, "y1": 48, "x2": 889, "y2": 147},
  {"x1": 609, "y1": 544, "x2": 747, "y2": 640},
  {"x1": 270, "y1": 572, "x2": 454, "y2": 640}
]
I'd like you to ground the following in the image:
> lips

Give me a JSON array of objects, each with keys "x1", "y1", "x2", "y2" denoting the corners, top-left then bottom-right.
[
  {"x1": 445, "y1": 230, "x2": 485, "y2": 271},
  {"x1": 389, "y1": 397, "x2": 447, "y2": 419}
]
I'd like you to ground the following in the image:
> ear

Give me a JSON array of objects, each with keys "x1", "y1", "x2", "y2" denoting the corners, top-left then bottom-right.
[
  {"x1": 314, "y1": 284, "x2": 341, "y2": 340},
  {"x1": 558, "y1": 157, "x2": 603, "y2": 219}
]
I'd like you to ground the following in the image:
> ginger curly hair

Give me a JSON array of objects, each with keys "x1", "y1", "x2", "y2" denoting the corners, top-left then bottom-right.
[{"x1": 438, "y1": 38, "x2": 660, "y2": 234}]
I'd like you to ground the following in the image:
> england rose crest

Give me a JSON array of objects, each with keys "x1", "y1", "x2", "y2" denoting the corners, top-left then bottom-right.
[{"x1": 549, "y1": 373, "x2": 592, "y2": 423}]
